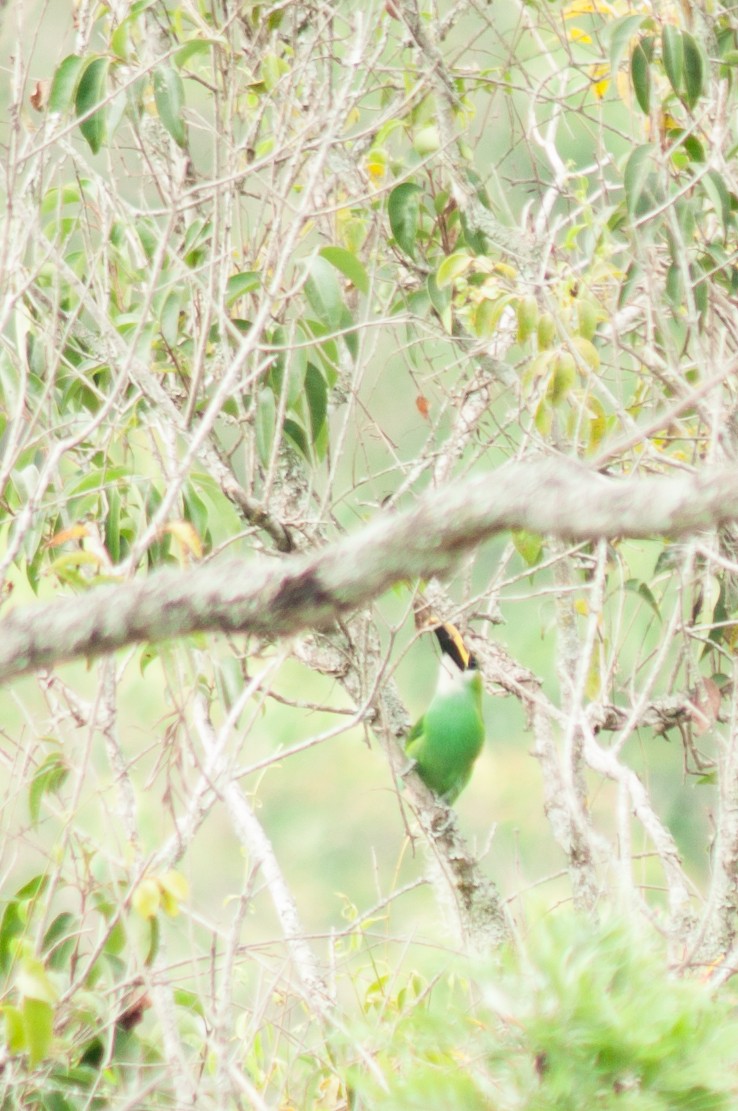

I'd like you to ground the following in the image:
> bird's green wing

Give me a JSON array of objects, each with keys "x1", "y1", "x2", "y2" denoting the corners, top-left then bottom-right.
[{"x1": 406, "y1": 671, "x2": 485, "y2": 800}]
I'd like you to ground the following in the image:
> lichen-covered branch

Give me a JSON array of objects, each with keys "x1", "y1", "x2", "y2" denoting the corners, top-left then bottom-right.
[{"x1": 2, "y1": 459, "x2": 738, "y2": 683}]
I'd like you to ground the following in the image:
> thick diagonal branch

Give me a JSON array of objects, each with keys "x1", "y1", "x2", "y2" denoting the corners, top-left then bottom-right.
[{"x1": 2, "y1": 459, "x2": 738, "y2": 683}]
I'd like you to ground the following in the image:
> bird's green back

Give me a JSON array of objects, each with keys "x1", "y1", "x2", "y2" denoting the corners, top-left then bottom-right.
[{"x1": 405, "y1": 670, "x2": 485, "y2": 802}]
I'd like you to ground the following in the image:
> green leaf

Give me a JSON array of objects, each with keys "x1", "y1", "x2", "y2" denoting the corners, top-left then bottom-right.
[
  {"x1": 512, "y1": 529, "x2": 543, "y2": 567},
  {"x1": 703, "y1": 170, "x2": 731, "y2": 235},
  {"x1": 608, "y1": 13, "x2": 647, "y2": 72},
  {"x1": 670, "y1": 130, "x2": 705, "y2": 164},
  {"x1": 153, "y1": 65, "x2": 187, "y2": 148},
  {"x1": 682, "y1": 32, "x2": 705, "y2": 109},
  {"x1": 427, "y1": 273, "x2": 452, "y2": 331},
  {"x1": 436, "y1": 251, "x2": 472, "y2": 289},
  {"x1": 319, "y1": 246, "x2": 368, "y2": 294},
  {"x1": 625, "y1": 578, "x2": 661, "y2": 618},
  {"x1": 692, "y1": 260, "x2": 708, "y2": 316},
  {"x1": 662, "y1": 24, "x2": 683, "y2": 96},
  {"x1": 0, "y1": 906, "x2": 23, "y2": 977},
  {"x1": 624, "y1": 143, "x2": 657, "y2": 217},
  {"x1": 304, "y1": 362, "x2": 328, "y2": 442},
  {"x1": 269, "y1": 325, "x2": 307, "y2": 406},
  {"x1": 182, "y1": 218, "x2": 212, "y2": 267},
  {"x1": 388, "y1": 182, "x2": 423, "y2": 259},
  {"x1": 29, "y1": 753, "x2": 69, "y2": 827},
  {"x1": 105, "y1": 485, "x2": 121, "y2": 563},
  {"x1": 160, "y1": 288, "x2": 183, "y2": 347},
  {"x1": 302, "y1": 319, "x2": 338, "y2": 380},
  {"x1": 75, "y1": 57, "x2": 109, "y2": 154},
  {"x1": 255, "y1": 387, "x2": 276, "y2": 467},
  {"x1": 283, "y1": 417, "x2": 310, "y2": 459},
  {"x1": 225, "y1": 271, "x2": 260, "y2": 305},
  {"x1": 3, "y1": 1005, "x2": 24, "y2": 1055},
  {"x1": 174, "y1": 39, "x2": 214, "y2": 69},
  {"x1": 304, "y1": 255, "x2": 344, "y2": 330},
  {"x1": 174, "y1": 987, "x2": 206, "y2": 1017},
  {"x1": 340, "y1": 305, "x2": 358, "y2": 362},
  {"x1": 473, "y1": 294, "x2": 514, "y2": 339},
  {"x1": 22, "y1": 997, "x2": 55, "y2": 1067},
  {"x1": 183, "y1": 483, "x2": 210, "y2": 541},
  {"x1": 49, "y1": 54, "x2": 85, "y2": 114},
  {"x1": 17, "y1": 876, "x2": 49, "y2": 902},
  {"x1": 630, "y1": 37, "x2": 653, "y2": 115},
  {"x1": 42, "y1": 913, "x2": 77, "y2": 972}
]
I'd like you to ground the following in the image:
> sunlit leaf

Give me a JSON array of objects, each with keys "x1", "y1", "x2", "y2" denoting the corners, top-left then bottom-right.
[
  {"x1": 3, "y1": 1005, "x2": 24, "y2": 1055},
  {"x1": 436, "y1": 252, "x2": 472, "y2": 289}
]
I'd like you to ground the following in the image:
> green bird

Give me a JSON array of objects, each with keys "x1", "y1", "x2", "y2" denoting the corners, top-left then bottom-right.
[{"x1": 405, "y1": 623, "x2": 485, "y2": 803}]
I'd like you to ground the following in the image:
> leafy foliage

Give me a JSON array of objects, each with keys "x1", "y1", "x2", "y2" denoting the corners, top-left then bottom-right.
[
  {"x1": 3, "y1": 0, "x2": 738, "y2": 1104},
  {"x1": 352, "y1": 915, "x2": 738, "y2": 1110}
]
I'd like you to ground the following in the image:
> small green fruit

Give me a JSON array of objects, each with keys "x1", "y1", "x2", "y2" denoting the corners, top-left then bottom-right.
[
  {"x1": 517, "y1": 295, "x2": 539, "y2": 343},
  {"x1": 413, "y1": 126, "x2": 441, "y2": 155},
  {"x1": 537, "y1": 312, "x2": 556, "y2": 350},
  {"x1": 548, "y1": 349, "x2": 576, "y2": 404}
]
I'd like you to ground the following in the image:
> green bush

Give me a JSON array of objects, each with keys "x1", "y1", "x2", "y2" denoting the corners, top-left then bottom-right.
[{"x1": 350, "y1": 915, "x2": 738, "y2": 1110}]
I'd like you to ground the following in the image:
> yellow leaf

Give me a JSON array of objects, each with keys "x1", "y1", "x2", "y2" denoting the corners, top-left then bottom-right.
[
  {"x1": 45, "y1": 523, "x2": 90, "y2": 547},
  {"x1": 159, "y1": 870, "x2": 189, "y2": 917},
  {"x1": 492, "y1": 261, "x2": 518, "y2": 281},
  {"x1": 569, "y1": 27, "x2": 593, "y2": 44},
  {"x1": 133, "y1": 878, "x2": 161, "y2": 920},
  {"x1": 569, "y1": 335, "x2": 601, "y2": 373},
  {"x1": 16, "y1": 955, "x2": 58, "y2": 1004},
  {"x1": 589, "y1": 63, "x2": 611, "y2": 99},
  {"x1": 163, "y1": 520, "x2": 203, "y2": 561},
  {"x1": 366, "y1": 149, "x2": 386, "y2": 179}
]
